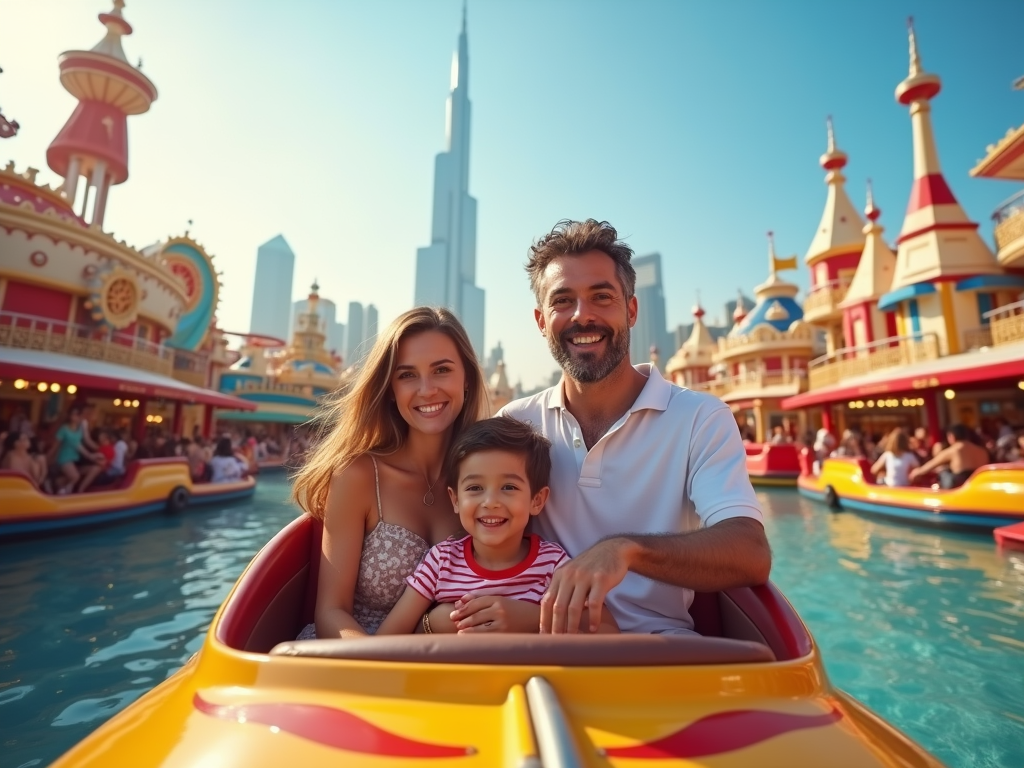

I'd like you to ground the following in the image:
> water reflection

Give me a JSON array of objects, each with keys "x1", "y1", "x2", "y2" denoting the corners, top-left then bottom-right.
[{"x1": 763, "y1": 490, "x2": 1024, "y2": 768}]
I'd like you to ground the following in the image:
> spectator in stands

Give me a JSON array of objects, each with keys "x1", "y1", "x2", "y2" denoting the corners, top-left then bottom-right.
[{"x1": 870, "y1": 428, "x2": 920, "y2": 487}]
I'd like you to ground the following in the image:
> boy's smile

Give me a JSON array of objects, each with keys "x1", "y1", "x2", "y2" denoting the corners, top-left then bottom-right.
[{"x1": 449, "y1": 449, "x2": 549, "y2": 569}]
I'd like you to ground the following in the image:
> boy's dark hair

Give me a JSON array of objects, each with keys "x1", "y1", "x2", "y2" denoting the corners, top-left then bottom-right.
[{"x1": 446, "y1": 416, "x2": 552, "y2": 494}]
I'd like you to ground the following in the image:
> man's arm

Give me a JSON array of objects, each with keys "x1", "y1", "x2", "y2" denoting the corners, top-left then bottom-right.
[
  {"x1": 540, "y1": 519, "x2": 770, "y2": 634},
  {"x1": 541, "y1": 402, "x2": 771, "y2": 634},
  {"x1": 911, "y1": 444, "x2": 956, "y2": 478}
]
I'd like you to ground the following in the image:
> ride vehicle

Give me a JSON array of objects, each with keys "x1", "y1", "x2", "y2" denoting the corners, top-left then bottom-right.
[
  {"x1": 797, "y1": 453, "x2": 1024, "y2": 531},
  {"x1": 744, "y1": 442, "x2": 801, "y2": 486},
  {"x1": 0, "y1": 457, "x2": 256, "y2": 537},
  {"x1": 53, "y1": 513, "x2": 944, "y2": 767}
]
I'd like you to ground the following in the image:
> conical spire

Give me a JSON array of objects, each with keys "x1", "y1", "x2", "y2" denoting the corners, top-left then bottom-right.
[
  {"x1": 805, "y1": 116, "x2": 865, "y2": 265},
  {"x1": 887, "y1": 20, "x2": 1000, "y2": 291},
  {"x1": 91, "y1": 0, "x2": 133, "y2": 63},
  {"x1": 841, "y1": 182, "x2": 896, "y2": 307}
]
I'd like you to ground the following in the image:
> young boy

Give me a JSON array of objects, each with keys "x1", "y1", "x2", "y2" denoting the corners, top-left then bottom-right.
[{"x1": 375, "y1": 416, "x2": 618, "y2": 635}]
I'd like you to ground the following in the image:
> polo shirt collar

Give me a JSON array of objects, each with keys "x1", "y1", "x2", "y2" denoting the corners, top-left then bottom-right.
[{"x1": 547, "y1": 363, "x2": 672, "y2": 413}]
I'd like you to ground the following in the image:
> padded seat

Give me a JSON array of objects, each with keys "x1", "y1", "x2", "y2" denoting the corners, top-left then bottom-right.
[{"x1": 269, "y1": 633, "x2": 776, "y2": 666}]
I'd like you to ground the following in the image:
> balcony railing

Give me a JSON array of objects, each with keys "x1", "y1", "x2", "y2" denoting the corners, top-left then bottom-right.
[
  {"x1": 984, "y1": 300, "x2": 1024, "y2": 347},
  {"x1": 962, "y1": 326, "x2": 993, "y2": 351},
  {"x1": 0, "y1": 310, "x2": 174, "y2": 376},
  {"x1": 807, "y1": 332, "x2": 940, "y2": 390},
  {"x1": 172, "y1": 348, "x2": 211, "y2": 387},
  {"x1": 802, "y1": 277, "x2": 852, "y2": 321},
  {"x1": 695, "y1": 369, "x2": 807, "y2": 399},
  {"x1": 993, "y1": 189, "x2": 1024, "y2": 264}
]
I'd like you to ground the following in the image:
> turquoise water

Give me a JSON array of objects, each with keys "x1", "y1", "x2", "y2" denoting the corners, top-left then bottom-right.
[{"x1": 1, "y1": 476, "x2": 1022, "y2": 768}]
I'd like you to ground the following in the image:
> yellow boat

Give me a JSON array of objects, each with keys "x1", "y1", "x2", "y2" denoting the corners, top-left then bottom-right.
[
  {"x1": 52, "y1": 514, "x2": 944, "y2": 767},
  {"x1": 798, "y1": 457, "x2": 1024, "y2": 530},
  {"x1": 0, "y1": 457, "x2": 256, "y2": 538}
]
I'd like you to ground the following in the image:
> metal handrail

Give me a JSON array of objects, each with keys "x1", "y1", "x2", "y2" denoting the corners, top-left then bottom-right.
[{"x1": 983, "y1": 299, "x2": 1024, "y2": 321}]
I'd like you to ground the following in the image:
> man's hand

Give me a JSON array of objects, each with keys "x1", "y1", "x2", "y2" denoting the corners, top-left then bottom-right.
[{"x1": 540, "y1": 538, "x2": 635, "y2": 634}]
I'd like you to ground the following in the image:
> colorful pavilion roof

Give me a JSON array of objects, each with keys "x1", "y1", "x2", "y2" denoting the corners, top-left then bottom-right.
[
  {"x1": 840, "y1": 183, "x2": 896, "y2": 307},
  {"x1": 804, "y1": 118, "x2": 865, "y2": 266}
]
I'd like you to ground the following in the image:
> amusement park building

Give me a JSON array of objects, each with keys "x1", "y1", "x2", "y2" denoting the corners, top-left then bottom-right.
[
  {"x1": 670, "y1": 23, "x2": 1024, "y2": 442},
  {"x1": 0, "y1": 1, "x2": 257, "y2": 441}
]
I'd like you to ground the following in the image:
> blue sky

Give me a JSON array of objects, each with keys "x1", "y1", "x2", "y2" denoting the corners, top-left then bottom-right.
[{"x1": 2, "y1": 0, "x2": 1022, "y2": 388}]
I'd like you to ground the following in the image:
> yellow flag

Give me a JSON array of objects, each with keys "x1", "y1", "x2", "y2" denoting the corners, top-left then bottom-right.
[{"x1": 772, "y1": 254, "x2": 798, "y2": 273}]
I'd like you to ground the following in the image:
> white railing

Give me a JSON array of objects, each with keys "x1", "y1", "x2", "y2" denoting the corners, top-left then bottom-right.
[
  {"x1": 984, "y1": 299, "x2": 1024, "y2": 346},
  {"x1": 0, "y1": 310, "x2": 174, "y2": 375},
  {"x1": 808, "y1": 332, "x2": 940, "y2": 389},
  {"x1": 695, "y1": 369, "x2": 807, "y2": 398}
]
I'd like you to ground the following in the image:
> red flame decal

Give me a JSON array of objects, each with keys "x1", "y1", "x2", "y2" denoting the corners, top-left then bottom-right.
[
  {"x1": 603, "y1": 706, "x2": 843, "y2": 759},
  {"x1": 193, "y1": 693, "x2": 473, "y2": 758}
]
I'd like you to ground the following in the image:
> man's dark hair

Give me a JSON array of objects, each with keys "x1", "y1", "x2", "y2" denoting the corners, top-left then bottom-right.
[
  {"x1": 947, "y1": 423, "x2": 973, "y2": 443},
  {"x1": 446, "y1": 416, "x2": 552, "y2": 494},
  {"x1": 525, "y1": 219, "x2": 636, "y2": 305}
]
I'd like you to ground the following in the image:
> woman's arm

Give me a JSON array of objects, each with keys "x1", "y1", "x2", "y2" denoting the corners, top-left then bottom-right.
[
  {"x1": 314, "y1": 456, "x2": 377, "y2": 639},
  {"x1": 870, "y1": 453, "x2": 886, "y2": 477},
  {"x1": 375, "y1": 587, "x2": 433, "y2": 636}
]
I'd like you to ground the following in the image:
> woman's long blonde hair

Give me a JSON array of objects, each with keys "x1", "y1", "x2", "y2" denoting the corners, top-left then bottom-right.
[
  {"x1": 291, "y1": 306, "x2": 491, "y2": 519},
  {"x1": 885, "y1": 428, "x2": 910, "y2": 457}
]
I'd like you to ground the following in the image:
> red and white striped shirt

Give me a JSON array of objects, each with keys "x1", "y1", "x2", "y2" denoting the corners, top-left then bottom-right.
[{"x1": 406, "y1": 534, "x2": 569, "y2": 604}]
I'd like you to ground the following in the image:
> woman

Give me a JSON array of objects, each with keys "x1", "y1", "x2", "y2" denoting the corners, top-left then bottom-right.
[
  {"x1": 293, "y1": 307, "x2": 490, "y2": 639},
  {"x1": 870, "y1": 428, "x2": 919, "y2": 487},
  {"x1": 1, "y1": 431, "x2": 47, "y2": 488},
  {"x1": 209, "y1": 437, "x2": 247, "y2": 483},
  {"x1": 50, "y1": 408, "x2": 104, "y2": 494}
]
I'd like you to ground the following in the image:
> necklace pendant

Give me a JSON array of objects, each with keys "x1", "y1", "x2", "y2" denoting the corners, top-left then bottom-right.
[{"x1": 423, "y1": 490, "x2": 435, "y2": 506}]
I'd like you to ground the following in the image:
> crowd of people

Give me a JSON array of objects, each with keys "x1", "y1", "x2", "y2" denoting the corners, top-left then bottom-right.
[
  {"x1": 808, "y1": 419, "x2": 1024, "y2": 489},
  {"x1": 0, "y1": 404, "x2": 294, "y2": 494}
]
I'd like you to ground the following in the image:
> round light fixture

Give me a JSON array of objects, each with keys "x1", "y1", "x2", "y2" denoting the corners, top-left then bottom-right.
[
  {"x1": 944, "y1": 389, "x2": 955, "y2": 400},
  {"x1": 37, "y1": 382, "x2": 48, "y2": 392},
  {"x1": 67, "y1": 384, "x2": 78, "y2": 394}
]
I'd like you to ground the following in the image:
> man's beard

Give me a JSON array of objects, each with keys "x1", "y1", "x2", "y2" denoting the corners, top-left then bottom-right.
[{"x1": 548, "y1": 322, "x2": 630, "y2": 384}]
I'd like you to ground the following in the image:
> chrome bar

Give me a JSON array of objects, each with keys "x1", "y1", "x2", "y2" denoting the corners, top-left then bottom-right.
[{"x1": 525, "y1": 676, "x2": 584, "y2": 768}]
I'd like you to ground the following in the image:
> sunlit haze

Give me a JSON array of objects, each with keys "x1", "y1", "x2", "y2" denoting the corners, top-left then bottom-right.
[{"x1": 2, "y1": 0, "x2": 1021, "y2": 389}]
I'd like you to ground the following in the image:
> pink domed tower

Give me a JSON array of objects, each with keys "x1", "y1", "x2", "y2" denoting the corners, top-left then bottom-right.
[{"x1": 46, "y1": 0, "x2": 157, "y2": 227}]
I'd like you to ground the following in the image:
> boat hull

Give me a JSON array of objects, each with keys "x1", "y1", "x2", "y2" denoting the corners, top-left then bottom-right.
[
  {"x1": 797, "y1": 458, "x2": 1024, "y2": 530},
  {"x1": 746, "y1": 443, "x2": 800, "y2": 486},
  {"x1": 0, "y1": 457, "x2": 256, "y2": 538},
  {"x1": 52, "y1": 515, "x2": 945, "y2": 768}
]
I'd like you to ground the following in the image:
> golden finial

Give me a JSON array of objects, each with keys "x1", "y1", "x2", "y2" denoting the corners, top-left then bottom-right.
[{"x1": 907, "y1": 17, "x2": 922, "y2": 77}]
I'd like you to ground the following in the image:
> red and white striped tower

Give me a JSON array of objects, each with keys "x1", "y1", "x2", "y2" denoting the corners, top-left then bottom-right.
[{"x1": 46, "y1": 0, "x2": 157, "y2": 227}]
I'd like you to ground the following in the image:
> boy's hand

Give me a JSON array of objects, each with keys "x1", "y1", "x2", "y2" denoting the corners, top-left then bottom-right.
[{"x1": 451, "y1": 594, "x2": 510, "y2": 633}]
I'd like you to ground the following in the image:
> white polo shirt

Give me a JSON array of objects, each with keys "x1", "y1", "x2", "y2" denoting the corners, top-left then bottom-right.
[{"x1": 499, "y1": 364, "x2": 763, "y2": 634}]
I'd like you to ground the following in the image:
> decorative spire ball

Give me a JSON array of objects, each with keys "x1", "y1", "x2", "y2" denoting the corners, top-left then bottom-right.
[
  {"x1": 865, "y1": 179, "x2": 881, "y2": 222},
  {"x1": 820, "y1": 116, "x2": 848, "y2": 171},
  {"x1": 896, "y1": 17, "x2": 941, "y2": 105},
  {"x1": 692, "y1": 292, "x2": 705, "y2": 321},
  {"x1": 310, "y1": 279, "x2": 320, "y2": 295}
]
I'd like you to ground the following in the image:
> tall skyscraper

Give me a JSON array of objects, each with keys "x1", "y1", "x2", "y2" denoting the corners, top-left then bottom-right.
[
  {"x1": 630, "y1": 253, "x2": 672, "y2": 365},
  {"x1": 413, "y1": 8, "x2": 485, "y2": 358},
  {"x1": 363, "y1": 304, "x2": 379, "y2": 354},
  {"x1": 250, "y1": 235, "x2": 294, "y2": 341},
  {"x1": 344, "y1": 301, "x2": 365, "y2": 365}
]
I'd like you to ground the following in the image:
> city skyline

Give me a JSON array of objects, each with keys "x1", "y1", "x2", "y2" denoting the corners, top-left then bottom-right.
[{"x1": 2, "y1": 2, "x2": 1022, "y2": 388}]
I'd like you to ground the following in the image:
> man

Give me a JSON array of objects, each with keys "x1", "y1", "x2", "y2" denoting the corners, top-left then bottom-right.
[
  {"x1": 909, "y1": 424, "x2": 990, "y2": 489},
  {"x1": 500, "y1": 219, "x2": 771, "y2": 635}
]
